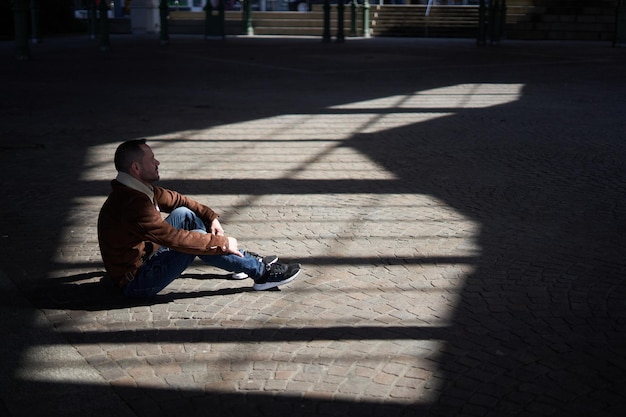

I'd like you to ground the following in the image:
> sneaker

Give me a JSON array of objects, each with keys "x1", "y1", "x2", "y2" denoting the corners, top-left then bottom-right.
[
  {"x1": 253, "y1": 263, "x2": 301, "y2": 291},
  {"x1": 231, "y1": 251, "x2": 278, "y2": 280}
]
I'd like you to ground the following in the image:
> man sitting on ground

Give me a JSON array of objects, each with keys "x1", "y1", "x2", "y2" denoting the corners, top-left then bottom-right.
[{"x1": 97, "y1": 139, "x2": 301, "y2": 297}]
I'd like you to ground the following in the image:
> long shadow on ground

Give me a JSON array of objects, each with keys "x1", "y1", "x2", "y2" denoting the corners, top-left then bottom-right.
[{"x1": 1, "y1": 37, "x2": 625, "y2": 416}]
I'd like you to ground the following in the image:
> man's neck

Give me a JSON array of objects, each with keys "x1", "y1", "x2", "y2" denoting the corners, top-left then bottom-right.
[{"x1": 116, "y1": 172, "x2": 155, "y2": 203}]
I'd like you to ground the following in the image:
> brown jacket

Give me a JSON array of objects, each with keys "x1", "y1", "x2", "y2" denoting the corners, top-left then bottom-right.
[{"x1": 98, "y1": 180, "x2": 229, "y2": 287}]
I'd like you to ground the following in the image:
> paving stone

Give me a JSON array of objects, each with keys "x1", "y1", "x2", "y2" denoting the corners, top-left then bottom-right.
[{"x1": 1, "y1": 35, "x2": 626, "y2": 417}]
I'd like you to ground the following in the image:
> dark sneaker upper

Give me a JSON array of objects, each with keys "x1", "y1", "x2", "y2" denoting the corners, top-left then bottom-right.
[
  {"x1": 253, "y1": 263, "x2": 301, "y2": 291},
  {"x1": 232, "y1": 251, "x2": 278, "y2": 279},
  {"x1": 243, "y1": 250, "x2": 278, "y2": 266},
  {"x1": 260, "y1": 254, "x2": 278, "y2": 265}
]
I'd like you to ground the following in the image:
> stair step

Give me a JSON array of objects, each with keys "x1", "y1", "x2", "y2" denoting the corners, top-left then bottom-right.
[{"x1": 166, "y1": 3, "x2": 619, "y2": 41}]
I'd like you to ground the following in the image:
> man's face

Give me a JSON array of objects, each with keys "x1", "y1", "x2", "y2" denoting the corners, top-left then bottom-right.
[{"x1": 137, "y1": 144, "x2": 160, "y2": 184}]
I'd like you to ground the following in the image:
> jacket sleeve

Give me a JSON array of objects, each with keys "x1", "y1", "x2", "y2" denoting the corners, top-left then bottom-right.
[
  {"x1": 154, "y1": 186, "x2": 220, "y2": 225},
  {"x1": 131, "y1": 191, "x2": 229, "y2": 255}
]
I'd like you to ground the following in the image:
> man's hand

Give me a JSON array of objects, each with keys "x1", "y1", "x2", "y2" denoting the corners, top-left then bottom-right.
[
  {"x1": 227, "y1": 236, "x2": 243, "y2": 257},
  {"x1": 211, "y1": 219, "x2": 241, "y2": 257},
  {"x1": 210, "y1": 218, "x2": 225, "y2": 236}
]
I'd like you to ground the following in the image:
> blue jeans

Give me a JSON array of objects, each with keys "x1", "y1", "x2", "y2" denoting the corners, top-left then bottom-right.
[{"x1": 123, "y1": 207, "x2": 266, "y2": 298}]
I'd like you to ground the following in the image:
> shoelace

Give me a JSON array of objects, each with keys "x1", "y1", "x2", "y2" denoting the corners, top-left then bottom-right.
[
  {"x1": 267, "y1": 263, "x2": 288, "y2": 277},
  {"x1": 243, "y1": 250, "x2": 263, "y2": 262}
]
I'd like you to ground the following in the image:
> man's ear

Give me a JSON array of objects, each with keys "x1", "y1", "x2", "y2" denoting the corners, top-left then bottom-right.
[{"x1": 129, "y1": 161, "x2": 140, "y2": 176}]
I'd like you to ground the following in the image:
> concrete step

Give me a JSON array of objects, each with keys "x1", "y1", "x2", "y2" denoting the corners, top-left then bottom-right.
[
  {"x1": 169, "y1": 10, "x2": 361, "y2": 37},
  {"x1": 368, "y1": 5, "x2": 480, "y2": 38},
  {"x1": 165, "y1": 2, "x2": 619, "y2": 41}
]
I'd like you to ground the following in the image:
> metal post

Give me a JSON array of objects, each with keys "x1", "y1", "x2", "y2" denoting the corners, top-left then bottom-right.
[
  {"x1": 98, "y1": 0, "x2": 111, "y2": 52},
  {"x1": 12, "y1": 0, "x2": 30, "y2": 60},
  {"x1": 219, "y1": 0, "x2": 226, "y2": 38},
  {"x1": 30, "y1": 0, "x2": 41, "y2": 43},
  {"x1": 322, "y1": 0, "x2": 331, "y2": 42},
  {"x1": 489, "y1": 0, "x2": 505, "y2": 44},
  {"x1": 499, "y1": 0, "x2": 507, "y2": 43},
  {"x1": 87, "y1": 0, "x2": 98, "y2": 40},
  {"x1": 205, "y1": 0, "x2": 213, "y2": 38},
  {"x1": 160, "y1": 0, "x2": 170, "y2": 44},
  {"x1": 616, "y1": 0, "x2": 626, "y2": 46},
  {"x1": 113, "y1": 0, "x2": 123, "y2": 17},
  {"x1": 205, "y1": 0, "x2": 226, "y2": 39},
  {"x1": 362, "y1": 0, "x2": 370, "y2": 38},
  {"x1": 243, "y1": 0, "x2": 253, "y2": 35},
  {"x1": 488, "y1": 0, "x2": 498, "y2": 44},
  {"x1": 336, "y1": 0, "x2": 345, "y2": 42},
  {"x1": 350, "y1": 0, "x2": 357, "y2": 37},
  {"x1": 477, "y1": 0, "x2": 486, "y2": 45}
]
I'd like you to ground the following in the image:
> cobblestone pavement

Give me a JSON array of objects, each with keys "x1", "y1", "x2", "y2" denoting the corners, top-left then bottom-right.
[{"x1": 1, "y1": 35, "x2": 625, "y2": 417}]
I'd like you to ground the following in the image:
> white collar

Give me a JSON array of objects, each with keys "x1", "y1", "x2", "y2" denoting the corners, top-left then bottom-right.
[{"x1": 116, "y1": 172, "x2": 155, "y2": 203}]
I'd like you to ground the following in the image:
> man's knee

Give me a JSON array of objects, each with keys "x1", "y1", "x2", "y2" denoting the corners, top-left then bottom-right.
[
  {"x1": 171, "y1": 207, "x2": 194, "y2": 217},
  {"x1": 166, "y1": 207, "x2": 206, "y2": 231}
]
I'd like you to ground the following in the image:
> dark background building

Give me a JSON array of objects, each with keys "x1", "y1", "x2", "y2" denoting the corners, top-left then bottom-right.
[{"x1": 0, "y1": 0, "x2": 623, "y2": 42}]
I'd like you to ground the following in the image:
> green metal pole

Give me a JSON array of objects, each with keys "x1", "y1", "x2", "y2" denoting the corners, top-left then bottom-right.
[
  {"x1": 205, "y1": 0, "x2": 226, "y2": 39},
  {"x1": 336, "y1": 0, "x2": 345, "y2": 42},
  {"x1": 218, "y1": 0, "x2": 226, "y2": 39},
  {"x1": 615, "y1": 0, "x2": 626, "y2": 47},
  {"x1": 98, "y1": 0, "x2": 111, "y2": 52},
  {"x1": 477, "y1": 0, "x2": 486, "y2": 45},
  {"x1": 30, "y1": 0, "x2": 41, "y2": 43},
  {"x1": 87, "y1": 0, "x2": 98, "y2": 40},
  {"x1": 499, "y1": 0, "x2": 507, "y2": 42},
  {"x1": 243, "y1": 0, "x2": 253, "y2": 35},
  {"x1": 204, "y1": 0, "x2": 213, "y2": 38},
  {"x1": 362, "y1": 0, "x2": 370, "y2": 38},
  {"x1": 13, "y1": 0, "x2": 30, "y2": 60},
  {"x1": 322, "y1": 0, "x2": 331, "y2": 42},
  {"x1": 350, "y1": 0, "x2": 357, "y2": 37},
  {"x1": 488, "y1": 0, "x2": 498, "y2": 44},
  {"x1": 160, "y1": 0, "x2": 170, "y2": 44}
]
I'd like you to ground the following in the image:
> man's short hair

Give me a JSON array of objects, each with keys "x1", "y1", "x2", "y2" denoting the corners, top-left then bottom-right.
[{"x1": 114, "y1": 139, "x2": 147, "y2": 172}]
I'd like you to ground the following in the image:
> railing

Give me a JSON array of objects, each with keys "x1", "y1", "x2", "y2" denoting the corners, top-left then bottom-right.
[{"x1": 166, "y1": 2, "x2": 619, "y2": 41}]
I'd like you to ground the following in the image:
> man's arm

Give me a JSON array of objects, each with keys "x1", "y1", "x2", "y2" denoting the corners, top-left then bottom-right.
[
  {"x1": 150, "y1": 187, "x2": 241, "y2": 257},
  {"x1": 155, "y1": 186, "x2": 220, "y2": 225}
]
